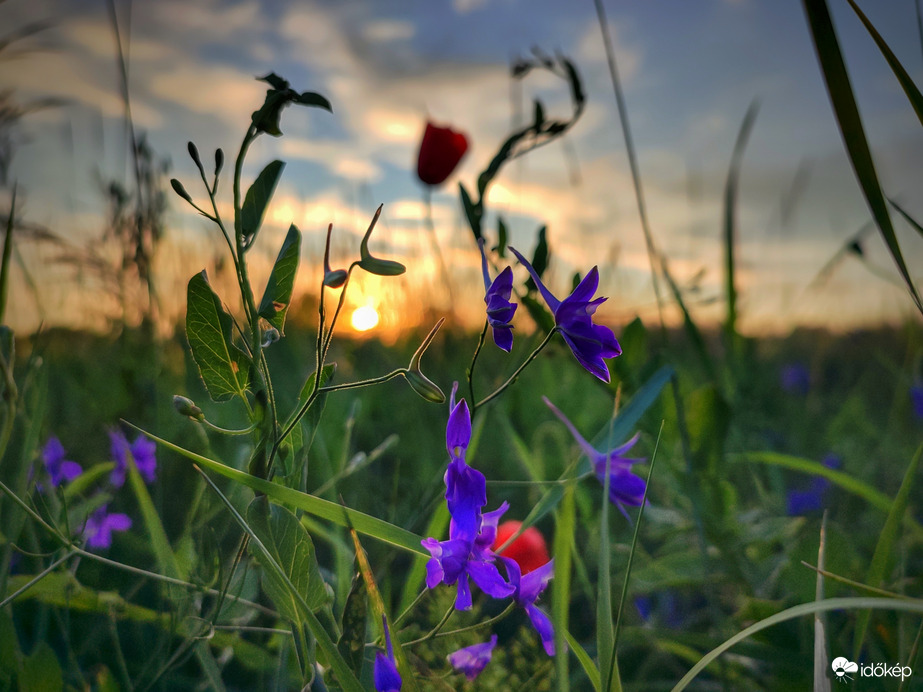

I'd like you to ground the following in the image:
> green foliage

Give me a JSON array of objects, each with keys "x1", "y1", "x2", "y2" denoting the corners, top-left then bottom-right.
[
  {"x1": 240, "y1": 160, "x2": 284, "y2": 248},
  {"x1": 186, "y1": 270, "x2": 250, "y2": 402},
  {"x1": 257, "y1": 223, "x2": 301, "y2": 334}
]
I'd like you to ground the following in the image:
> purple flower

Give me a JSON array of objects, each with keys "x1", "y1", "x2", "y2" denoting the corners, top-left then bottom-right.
[
  {"x1": 422, "y1": 386, "x2": 514, "y2": 609},
  {"x1": 109, "y1": 430, "x2": 157, "y2": 487},
  {"x1": 786, "y1": 454, "x2": 840, "y2": 515},
  {"x1": 544, "y1": 396, "x2": 646, "y2": 513},
  {"x1": 509, "y1": 246, "x2": 621, "y2": 382},
  {"x1": 374, "y1": 615, "x2": 402, "y2": 692},
  {"x1": 478, "y1": 239, "x2": 517, "y2": 352},
  {"x1": 500, "y1": 556, "x2": 555, "y2": 655},
  {"x1": 911, "y1": 384, "x2": 923, "y2": 420},
  {"x1": 40, "y1": 436, "x2": 82, "y2": 488},
  {"x1": 448, "y1": 634, "x2": 498, "y2": 680},
  {"x1": 83, "y1": 504, "x2": 132, "y2": 550},
  {"x1": 780, "y1": 363, "x2": 810, "y2": 396}
]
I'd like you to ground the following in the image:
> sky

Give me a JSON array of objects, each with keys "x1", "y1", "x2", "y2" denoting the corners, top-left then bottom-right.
[{"x1": 3, "y1": 0, "x2": 923, "y2": 337}]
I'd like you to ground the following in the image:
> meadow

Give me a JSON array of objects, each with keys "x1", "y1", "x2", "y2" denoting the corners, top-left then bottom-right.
[{"x1": 2, "y1": 0, "x2": 923, "y2": 690}]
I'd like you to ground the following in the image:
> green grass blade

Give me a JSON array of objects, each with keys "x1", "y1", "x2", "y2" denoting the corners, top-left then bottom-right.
[
  {"x1": 890, "y1": 198, "x2": 923, "y2": 240},
  {"x1": 0, "y1": 187, "x2": 15, "y2": 324},
  {"x1": 802, "y1": 0, "x2": 923, "y2": 315},
  {"x1": 744, "y1": 451, "x2": 923, "y2": 540},
  {"x1": 127, "y1": 424, "x2": 427, "y2": 556},
  {"x1": 723, "y1": 100, "x2": 759, "y2": 343},
  {"x1": 672, "y1": 597, "x2": 923, "y2": 691},
  {"x1": 195, "y1": 467, "x2": 364, "y2": 691},
  {"x1": 608, "y1": 422, "x2": 663, "y2": 691},
  {"x1": 564, "y1": 628, "x2": 601, "y2": 692},
  {"x1": 553, "y1": 481, "x2": 576, "y2": 692},
  {"x1": 127, "y1": 461, "x2": 185, "y2": 581},
  {"x1": 853, "y1": 443, "x2": 923, "y2": 658},
  {"x1": 846, "y1": 0, "x2": 923, "y2": 128},
  {"x1": 814, "y1": 514, "x2": 831, "y2": 692},
  {"x1": 597, "y1": 448, "x2": 614, "y2": 692}
]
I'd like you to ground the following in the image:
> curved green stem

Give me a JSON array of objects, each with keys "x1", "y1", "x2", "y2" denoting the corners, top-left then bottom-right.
[
  {"x1": 474, "y1": 327, "x2": 557, "y2": 414},
  {"x1": 433, "y1": 602, "x2": 516, "y2": 639},
  {"x1": 467, "y1": 320, "x2": 489, "y2": 406},
  {"x1": 200, "y1": 419, "x2": 258, "y2": 436},
  {"x1": 317, "y1": 370, "x2": 407, "y2": 394},
  {"x1": 405, "y1": 604, "x2": 455, "y2": 646}
]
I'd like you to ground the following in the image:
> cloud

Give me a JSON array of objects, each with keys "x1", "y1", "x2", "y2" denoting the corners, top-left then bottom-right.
[{"x1": 362, "y1": 20, "x2": 415, "y2": 43}]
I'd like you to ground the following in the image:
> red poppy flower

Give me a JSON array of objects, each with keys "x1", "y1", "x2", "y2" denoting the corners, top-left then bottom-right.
[
  {"x1": 416, "y1": 120, "x2": 469, "y2": 186},
  {"x1": 493, "y1": 520, "x2": 550, "y2": 574}
]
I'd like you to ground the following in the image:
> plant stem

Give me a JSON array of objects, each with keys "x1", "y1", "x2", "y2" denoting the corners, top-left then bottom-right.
[
  {"x1": 474, "y1": 327, "x2": 557, "y2": 413},
  {"x1": 467, "y1": 320, "x2": 489, "y2": 406}
]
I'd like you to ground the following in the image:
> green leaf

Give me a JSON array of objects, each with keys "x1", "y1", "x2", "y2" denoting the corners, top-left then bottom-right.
[
  {"x1": 128, "y1": 459, "x2": 186, "y2": 582},
  {"x1": 241, "y1": 160, "x2": 284, "y2": 247},
  {"x1": 672, "y1": 597, "x2": 923, "y2": 691},
  {"x1": 258, "y1": 223, "x2": 301, "y2": 335},
  {"x1": 723, "y1": 100, "x2": 759, "y2": 342},
  {"x1": 553, "y1": 482, "x2": 576, "y2": 691},
  {"x1": 20, "y1": 643, "x2": 62, "y2": 692},
  {"x1": 521, "y1": 294, "x2": 555, "y2": 333},
  {"x1": 459, "y1": 183, "x2": 482, "y2": 242},
  {"x1": 846, "y1": 0, "x2": 923, "y2": 128},
  {"x1": 802, "y1": 0, "x2": 923, "y2": 315},
  {"x1": 294, "y1": 91, "x2": 333, "y2": 111},
  {"x1": 525, "y1": 225, "x2": 550, "y2": 294},
  {"x1": 197, "y1": 472, "x2": 363, "y2": 692},
  {"x1": 495, "y1": 216, "x2": 508, "y2": 256},
  {"x1": 564, "y1": 629, "x2": 600, "y2": 692},
  {"x1": 129, "y1": 424, "x2": 428, "y2": 557},
  {"x1": 186, "y1": 271, "x2": 250, "y2": 403},
  {"x1": 853, "y1": 443, "x2": 923, "y2": 658},
  {"x1": 247, "y1": 496, "x2": 331, "y2": 620},
  {"x1": 745, "y1": 451, "x2": 923, "y2": 541},
  {"x1": 337, "y1": 573, "x2": 368, "y2": 675}
]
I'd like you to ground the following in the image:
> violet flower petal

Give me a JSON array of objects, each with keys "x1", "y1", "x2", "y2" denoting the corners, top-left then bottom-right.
[{"x1": 448, "y1": 635, "x2": 498, "y2": 680}]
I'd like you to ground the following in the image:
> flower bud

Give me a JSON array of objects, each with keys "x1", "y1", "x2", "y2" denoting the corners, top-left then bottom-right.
[
  {"x1": 170, "y1": 178, "x2": 192, "y2": 203},
  {"x1": 173, "y1": 395, "x2": 204, "y2": 421},
  {"x1": 187, "y1": 141, "x2": 201, "y2": 167},
  {"x1": 404, "y1": 318, "x2": 445, "y2": 403},
  {"x1": 214, "y1": 148, "x2": 224, "y2": 177},
  {"x1": 404, "y1": 370, "x2": 445, "y2": 404}
]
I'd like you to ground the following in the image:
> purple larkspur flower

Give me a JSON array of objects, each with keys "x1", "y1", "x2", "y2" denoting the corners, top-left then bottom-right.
[
  {"x1": 544, "y1": 397, "x2": 646, "y2": 513},
  {"x1": 786, "y1": 454, "x2": 840, "y2": 515},
  {"x1": 109, "y1": 430, "x2": 157, "y2": 487},
  {"x1": 509, "y1": 246, "x2": 621, "y2": 382},
  {"x1": 374, "y1": 615, "x2": 402, "y2": 692},
  {"x1": 447, "y1": 634, "x2": 498, "y2": 680},
  {"x1": 478, "y1": 238, "x2": 517, "y2": 352},
  {"x1": 500, "y1": 556, "x2": 555, "y2": 655},
  {"x1": 40, "y1": 436, "x2": 82, "y2": 488},
  {"x1": 780, "y1": 363, "x2": 810, "y2": 396},
  {"x1": 83, "y1": 504, "x2": 132, "y2": 550},
  {"x1": 422, "y1": 386, "x2": 514, "y2": 609}
]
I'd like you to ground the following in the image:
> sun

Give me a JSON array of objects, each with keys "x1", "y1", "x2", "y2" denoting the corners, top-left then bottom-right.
[{"x1": 350, "y1": 305, "x2": 380, "y2": 332}]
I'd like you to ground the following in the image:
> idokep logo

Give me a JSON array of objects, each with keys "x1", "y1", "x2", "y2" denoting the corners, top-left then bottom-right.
[
  {"x1": 832, "y1": 656, "x2": 913, "y2": 683},
  {"x1": 831, "y1": 657, "x2": 858, "y2": 683}
]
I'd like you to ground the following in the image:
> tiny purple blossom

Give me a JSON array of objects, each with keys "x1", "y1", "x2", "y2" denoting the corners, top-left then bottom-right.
[
  {"x1": 40, "y1": 436, "x2": 82, "y2": 488},
  {"x1": 509, "y1": 246, "x2": 621, "y2": 382},
  {"x1": 109, "y1": 430, "x2": 157, "y2": 487},
  {"x1": 448, "y1": 634, "x2": 498, "y2": 680},
  {"x1": 780, "y1": 363, "x2": 810, "y2": 396},
  {"x1": 787, "y1": 454, "x2": 840, "y2": 515},
  {"x1": 911, "y1": 384, "x2": 923, "y2": 420},
  {"x1": 83, "y1": 505, "x2": 132, "y2": 550},
  {"x1": 422, "y1": 386, "x2": 514, "y2": 609},
  {"x1": 478, "y1": 239, "x2": 517, "y2": 352},
  {"x1": 544, "y1": 397, "x2": 646, "y2": 512},
  {"x1": 374, "y1": 615, "x2": 402, "y2": 692},
  {"x1": 501, "y1": 556, "x2": 556, "y2": 655}
]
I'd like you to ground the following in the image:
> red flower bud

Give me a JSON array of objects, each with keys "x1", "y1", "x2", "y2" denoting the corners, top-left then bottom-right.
[
  {"x1": 493, "y1": 520, "x2": 550, "y2": 574},
  {"x1": 416, "y1": 120, "x2": 469, "y2": 186}
]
